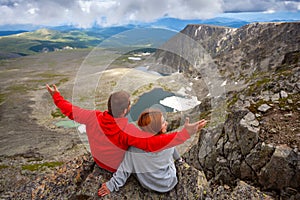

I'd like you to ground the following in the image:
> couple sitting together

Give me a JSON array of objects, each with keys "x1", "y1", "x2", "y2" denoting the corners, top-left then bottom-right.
[{"x1": 46, "y1": 84, "x2": 207, "y2": 197}]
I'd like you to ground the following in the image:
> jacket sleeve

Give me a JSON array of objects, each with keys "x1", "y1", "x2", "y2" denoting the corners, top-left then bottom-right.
[
  {"x1": 52, "y1": 92, "x2": 96, "y2": 124},
  {"x1": 106, "y1": 151, "x2": 133, "y2": 192},
  {"x1": 121, "y1": 127, "x2": 190, "y2": 152}
]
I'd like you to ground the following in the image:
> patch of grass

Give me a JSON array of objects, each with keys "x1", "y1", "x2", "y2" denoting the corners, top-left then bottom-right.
[
  {"x1": 110, "y1": 81, "x2": 117, "y2": 87},
  {"x1": 8, "y1": 84, "x2": 28, "y2": 93},
  {"x1": 22, "y1": 161, "x2": 64, "y2": 171},
  {"x1": 56, "y1": 77, "x2": 69, "y2": 86},
  {"x1": 246, "y1": 77, "x2": 271, "y2": 96},
  {"x1": 158, "y1": 83, "x2": 172, "y2": 92},
  {"x1": 51, "y1": 108, "x2": 66, "y2": 118},
  {"x1": 247, "y1": 99, "x2": 271, "y2": 114},
  {"x1": 38, "y1": 72, "x2": 64, "y2": 79},
  {"x1": 227, "y1": 93, "x2": 239, "y2": 108},
  {"x1": 132, "y1": 83, "x2": 154, "y2": 96},
  {"x1": 0, "y1": 164, "x2": 9, "y2": 169},
  {"x1": 278, "y1": 93, "x2": 300, "y2": 111},
  {"x1": 0, "y1": 93, "x2": 6, "y2": 104},
  {"x1": 199, "y1": 110, "x2": 211, "y2": 121}
]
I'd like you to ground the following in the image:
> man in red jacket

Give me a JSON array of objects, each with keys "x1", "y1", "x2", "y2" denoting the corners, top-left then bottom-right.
[{"x1": 47, "y1": 84, "x2": 207, "y2": 172}]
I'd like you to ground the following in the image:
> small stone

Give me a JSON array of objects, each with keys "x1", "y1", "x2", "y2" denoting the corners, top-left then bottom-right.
[
  {"x1": 287, "y1": 99, "x2": 293, "y2": 104},
  {"x1": 224, "y1": 184, "x2": 230, "y2": 190},
  {"x1": 258, "y1": 104, "x2": 272, "y2": 112},
  {"x1": 270, "y1": 128, "x2": 277, "y2": 134},
  {"x1": 239, "y1": 95, "x2": 245, "y2": 100},
  {"x1": 284, "y1": 113, "x2": 293, "y2": 117},
  {"x1": 280, "y1": 90, "x2": 288, "y2": 98},
  {"x1": 271, "y1": 93, "x2": 280, "y2": 101},
  {"x1": 244, "y1": 101, "x2": 251, "y2": 107},
  {"x1": 243, "y1": 112, "x2": 256, "y2": 121},
  {"x1": 252, "y1": 120, "x2": 260, "y2": 127}
]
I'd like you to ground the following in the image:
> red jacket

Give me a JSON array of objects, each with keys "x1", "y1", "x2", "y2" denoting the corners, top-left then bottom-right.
[{"x1": 52, "y1": 92, "x2": 190, "y2": 172}]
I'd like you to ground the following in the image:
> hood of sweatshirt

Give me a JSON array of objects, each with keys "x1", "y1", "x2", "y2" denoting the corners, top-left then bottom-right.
[{"x1": 98, "y1": 111, "x2": 129, "y2": 135}]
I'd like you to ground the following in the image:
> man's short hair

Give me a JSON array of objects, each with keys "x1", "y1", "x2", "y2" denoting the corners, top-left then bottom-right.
[{"x1": 108, "y1": 91, "x2": 130, "y2": 117}]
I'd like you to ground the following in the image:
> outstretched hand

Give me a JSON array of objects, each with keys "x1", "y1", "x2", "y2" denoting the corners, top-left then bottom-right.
[
  {"x1": 184, "y1": 117, "x2": 207, "y2": 136},
  {"x1": 98, "y1": 183, "x2": 110, "y2": 197},
  {"x1": 46, "y1": 84, "x2": 59, "y2": 96}
]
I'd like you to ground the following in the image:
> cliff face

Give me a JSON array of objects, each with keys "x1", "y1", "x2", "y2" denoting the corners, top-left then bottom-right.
[
  {"x1": 154, "y1": 22, "x2": 300, "y2": 199},
  {"x1": 155, "y1": 22, "x2": 300, "y2": 78}
]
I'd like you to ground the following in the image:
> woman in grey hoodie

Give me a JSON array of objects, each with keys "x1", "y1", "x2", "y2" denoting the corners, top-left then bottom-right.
[{"x1": 98, "y1": 108, "x2": 204, "y2": 196}]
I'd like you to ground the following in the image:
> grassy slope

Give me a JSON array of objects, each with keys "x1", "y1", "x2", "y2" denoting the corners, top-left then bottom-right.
[
  {"x1": 0, "y1": 28, "x2": 176, "y2": 59},
  {"x1": 0, "y1": 28, "x2": 103, "y2": 57}
]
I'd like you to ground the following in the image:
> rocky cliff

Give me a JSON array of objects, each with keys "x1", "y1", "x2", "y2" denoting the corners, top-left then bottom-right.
[
  {"x1": 155, "y1": 22, "x2": 300, "y2": 77},
  {"x1": 153, "y1": 22, "x2": 300, "y2": 199}
]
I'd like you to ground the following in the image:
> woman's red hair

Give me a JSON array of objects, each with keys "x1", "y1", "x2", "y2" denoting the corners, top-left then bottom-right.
[{"x1": 137, "y1": 108, "x2": 163, "y2": 135}]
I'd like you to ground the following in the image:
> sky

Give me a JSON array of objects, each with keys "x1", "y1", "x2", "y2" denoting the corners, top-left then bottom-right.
[{"x1": 0, "y1": 0, "x2": 299, "y2": 28}]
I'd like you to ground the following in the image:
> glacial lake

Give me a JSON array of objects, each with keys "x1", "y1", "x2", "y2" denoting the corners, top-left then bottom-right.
[{"x1": 128, "y1": 88, "x2": 175, "y2": 121}]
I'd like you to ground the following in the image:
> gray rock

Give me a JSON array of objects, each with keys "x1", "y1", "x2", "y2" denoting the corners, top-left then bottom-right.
[
  {"x1": 240, "y1": 112, "x2": 260, "y2": 127},
  {"x1": 258, "y1": 104, "x2": 272, "y2": 112},
  {"x1": 284, "y1": 113, "x2": 293, "y2": 117},
  {"x1": 280, "y1": 90, "x2": 288, "y2": 98},
  {"x1": 258, "y1": 145, "x2": 299, "y2": 191},
  {"x1": 287, "y1": 99, "x2": 293, "y2": 104},
  {"x1": 230, "y1": 181, "x2": 274, "y2": 200},
  {"x1": 242, "y1": 142, "x2": 275, "y2": 179},
  {"x1": 271, "y1": 93, "x2": 280, "y2": 102}
]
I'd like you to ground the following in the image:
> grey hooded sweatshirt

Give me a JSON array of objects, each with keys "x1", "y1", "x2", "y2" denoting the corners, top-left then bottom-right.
[{"x1": 106, "y1": 146, "x2": 179, "y2": 193}]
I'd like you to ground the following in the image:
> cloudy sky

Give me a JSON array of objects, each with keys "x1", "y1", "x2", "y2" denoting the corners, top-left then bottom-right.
[{"x1": 0, "y1": 0, "x2": 299, "y2": 28}]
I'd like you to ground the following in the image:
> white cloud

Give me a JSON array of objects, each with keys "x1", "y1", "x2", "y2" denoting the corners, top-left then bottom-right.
[
  {"x1": 222, "y1": 0, "x2": 300, "y2": 12},
  {"x1": 0, "y1": 0, "x2": 299, "y2": 28}
]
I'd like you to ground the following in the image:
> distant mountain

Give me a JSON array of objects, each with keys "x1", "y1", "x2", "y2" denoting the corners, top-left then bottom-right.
[
  {"x1": 0, "y1": 30, "x2": 28, "y2": 36},
  {"x1": 1, "y1": 13, "x2": 299, "y2": 59},
  {"x1": 0, "y1": 26, "x2": 178, "y2": 59},
  {"x1": 0, "y1": 28, "x2": 105, "y2": 59},
  {"x1": 0, "y1": 16, "x2": 264, "y2": 37},
  {"x1": 148, "y1": 17, "x2": 249, "y2": 30},
  {"x1": 1, "y1": 11, "x2": 298, "y2": 35},
  {"x1": 154, "y1": 22, "x2": 300, "y2": 79}
]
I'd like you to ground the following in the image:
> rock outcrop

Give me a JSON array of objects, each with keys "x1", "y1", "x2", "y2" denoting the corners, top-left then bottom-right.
[
  {"x1": 153, "y1": 22, "x2": 300, "y2": 199},
  {"x1": 4, "y1": 153, "x2": 274, "y2": 200}
]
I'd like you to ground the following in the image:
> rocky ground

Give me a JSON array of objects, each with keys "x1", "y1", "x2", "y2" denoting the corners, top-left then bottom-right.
[{"x1": 0, "y1": 49, "x2": 299, "y2": 199}]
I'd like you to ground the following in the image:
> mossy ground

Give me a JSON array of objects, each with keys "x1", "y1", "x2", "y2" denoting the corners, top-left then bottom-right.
[{"x1": 21, "y1": 161, "x2": 64, "y2": 171}]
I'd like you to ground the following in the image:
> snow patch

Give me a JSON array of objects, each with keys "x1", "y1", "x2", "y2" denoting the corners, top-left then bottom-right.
[
  {"x1": 160, "y1": 96, "x2": 201, "y2": 112},
  {"x1": 128, "y1": 57, "x2": 142, "y2": 61}
]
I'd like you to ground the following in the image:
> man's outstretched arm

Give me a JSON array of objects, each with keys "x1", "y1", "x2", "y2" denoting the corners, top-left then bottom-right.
[
  {"x1": 124, "y1": 118, "x2": 207, "y2": 152},
  {"x1": 46, "y1": 84, "x2": 96, "y2": 124}
]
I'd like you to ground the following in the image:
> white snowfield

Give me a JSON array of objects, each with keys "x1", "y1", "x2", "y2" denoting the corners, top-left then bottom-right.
[{"x1": 160, "y1": 95, "x2": 201, "y2": 112}]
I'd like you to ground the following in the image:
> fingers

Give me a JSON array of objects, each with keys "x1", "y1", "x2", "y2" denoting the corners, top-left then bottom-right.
[
  {"x1": 53, "y1": 84, "x2": 58, "y2": 92},
  {"x1": 46, "y1": 84, "x2": 51, "y2": 90},
  {"x1": 184, "y1": 117, "x2": 190, "y2": 125},
  {"x1": 190, "y1": 119, "x2": 207, "y2": 131},
  {"x1": 46, "y1": 84, "x2": 59, "y2": 96},
  {"x1": 98, "y1": 183, "x2": 110, "y2": 197},
  {"x1": 46, "y1": 84, "x2": 53, "y2": 94},
  {"x1": 98, "y1": 187, "x2": 106, "y2": 196},
  {"x1": 199, "y1": 119, "x2": 207, "y2": 125},
  {"x1": 198, "y1": 120, "x2": 207, "y2": 129}
]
